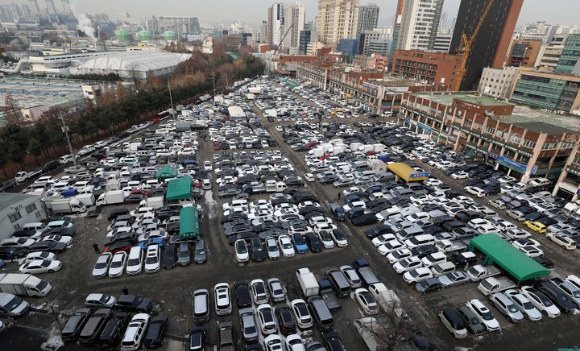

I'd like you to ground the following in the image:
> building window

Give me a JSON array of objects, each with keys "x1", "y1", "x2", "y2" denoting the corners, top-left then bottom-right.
[
  {"x1": 496, "y1": 130, "x2": 505, "y2": 138},
  {"x1": 561, "y1": 141, "x2": 574, "y2": 149},
  {"x1": 9, "y1": 211, "x2": 22, "y2": 223},
  {"x1": 523, "y1": 139, "x2": 536, "y2": 148},
  {"x1": 485, "y1": 126, "x2": 495, "y2": 134},
  {"x1": 542, "y1": 142, "x2": 556, "y2": 150},
  {"x1": 25, "y1": 203, "x2": 37, "y2": 214},
  {"x1": 13, "y1": 224, "x2": 21, "y2": 231},
  {"x1": 509, "y1": 134, "x2": 521, "y2": 143}
]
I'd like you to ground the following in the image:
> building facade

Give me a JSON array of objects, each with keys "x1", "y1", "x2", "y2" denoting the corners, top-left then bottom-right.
[
  {"x1": 157, "y1": 16, "x2": 201, "y2": 38},
  {"x1": 399, "y1": 92, "x2": 580, "y2": 182},
  {"x1": 450, "y1": 0, "x2": 524, "y2": 90},
  {"x1": 511, "y1": 68, "x2": 580, "y2": 114},
  {"x1": 478, "y1": 66, "x2": 520, "y2": 100},
  {"x1": 508, "y1": 40, "x2": 542, "y2": 67},
  {"x1": 390, "y1": 0, "x2": 405, "y2": 55},
  {"x1": 358, "y1": 30, "x2": 380, "y2": 55},
  {"x1": 397, "y1": 0, "x2": 444, "y2": 51},
  {"x1": 392, "y1": 50, "x2": 462, "y2": 89},
  {"x1": 553, "y1": 145, "x2": 580, "y2": 200},
  {"x1": 268, "y1": 3, "x2": 305, "y2": 54},
  {"x1": 433, "y1": 33, "x2": 452, "y2": 53},
  {"x1": 317, "y1": 0, "x2": 359, "y2": 47},
  {"x1": 555, "y1": 34, "x2": 580, "y2": 74},
  {"x1": 0, "y1": 193, "x2": 46, "y2": 240},
  {"x1": 356, "y1": 3, "x2": 380, "y2": 37}
]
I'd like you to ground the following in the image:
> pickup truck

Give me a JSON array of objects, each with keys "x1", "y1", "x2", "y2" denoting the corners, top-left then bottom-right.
[
  {"x1": 318, "y1": 279, "x2": 341, "y2": 311},
  {"x1": 466, "y1": 265, "x2": 502, "y2": 282},
  {"x1": 353, "y1": 259, "x2": 379, "y2": 286},
  {"x1": 478, "y1": 276, "x2": 516, "y2": 295},
  {"x1": 14, "y1": 168, "x2": 42, "y2": 184},
  {"x1": 435, "y1": 239, "x2": 468, "y2": 253}
]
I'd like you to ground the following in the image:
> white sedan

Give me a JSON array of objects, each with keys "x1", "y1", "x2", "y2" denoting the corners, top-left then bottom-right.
[
  {"x1": 519, "y1": 245, "x2": 544, "y2": 258},
  {"x1": 108, "y1": 251, "x2": 127, "y2": 278},
  {"x1": 24, "y1": 251, "x2": 57, "y2": 263},
  {"x1": 19, "y1": 259, "x2": 62, "y2": 274},
  {"x1": 304, "y1": 173, "x2": 315, "y2": 182},
  {"x1": 451, "y1": 171, "x2": 469, "y2": 179},
  {"x1": 278, "y1": 235, "x2": 296, "y2": 258},
  {"x1": 546, "y1": 233, "x2": 577, "y2": 250},
  {"x1": 42, "y1": 235, "x2": 73, "y2": 247},
  {"x1": 354, "y1": 288, "x2": 380, "y2": 315}
]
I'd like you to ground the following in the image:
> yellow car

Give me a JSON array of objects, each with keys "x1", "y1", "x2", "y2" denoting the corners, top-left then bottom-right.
[{"x1": 524, "y1": 221, "x2": 546, "y2": 234}]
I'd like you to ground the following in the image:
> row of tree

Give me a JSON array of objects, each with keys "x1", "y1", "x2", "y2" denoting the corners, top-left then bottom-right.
[{"x1": 0, "y1": 45, "x2": 265, "y2": 179}]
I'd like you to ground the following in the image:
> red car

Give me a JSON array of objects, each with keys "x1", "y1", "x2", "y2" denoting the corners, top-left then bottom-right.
[
  {"x1": 130, "y1": 189, "x2": 150, "y2": 197},
  {"x1": 104, "y1": 241, "x2": 133, "y2": 254}
]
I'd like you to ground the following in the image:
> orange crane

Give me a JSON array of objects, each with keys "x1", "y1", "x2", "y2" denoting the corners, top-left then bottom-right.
[{"x1": 454, "y1": 0, "x2": 496, "y2": 91}]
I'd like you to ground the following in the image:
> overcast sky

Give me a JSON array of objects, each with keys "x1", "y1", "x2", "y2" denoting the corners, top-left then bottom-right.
[{"x1": 19, "y1": 0, "x2": 580, "y2": 28}]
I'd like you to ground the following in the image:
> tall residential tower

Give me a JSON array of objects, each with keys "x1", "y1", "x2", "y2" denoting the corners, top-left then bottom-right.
[
  {"x1": 396, "y1": 0, "x2": 444, "y2": 51},
  {"x1": 317, "y1": 0, "x2": 359, "y2": 48}
]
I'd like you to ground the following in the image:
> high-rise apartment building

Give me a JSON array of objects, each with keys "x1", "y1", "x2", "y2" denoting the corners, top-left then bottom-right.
[
  {"x1": 356, "y1": 3, "x2": 379, "y2": 37},
  {"x1": 396, "y1": 0, "x2": 444, "y2": 51},
  {"x1": 45, "y1": 0, "x2": 57, "y2": 15},
  {"x1": 317, "y1": 0, "x2": 360, "y2": 48},
  {"x1": 267, "y1": 3, "x2": 305, "y2": 53},
  {"x1": 61, "y1": 0, "x2": 71, "y2": 14},
  {"x1": 390, "y1": 0, "x2": 405, "y2": 55},
  {"x1": 28, "y1": 0, "x2": 41, "y2": 15},
  {"x1": 450, "y1": 0, "x2": 524, "y2": 90}
]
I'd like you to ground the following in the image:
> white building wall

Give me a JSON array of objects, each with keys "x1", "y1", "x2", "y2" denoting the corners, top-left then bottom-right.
[
  {"x1": 0, "y1": 195, "x2": 46, "y2": 240},
  {"x1": 478, "y1": 66, "x2": 521, "y2": 100}
]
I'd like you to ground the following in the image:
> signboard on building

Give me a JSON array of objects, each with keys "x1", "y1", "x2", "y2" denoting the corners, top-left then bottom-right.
[
  {"x1": 487, "y1": 152, "x2": 538, "y2": 174},
  {"x1": 417, "y1": 123, "x2": 431, "y2": 133}
]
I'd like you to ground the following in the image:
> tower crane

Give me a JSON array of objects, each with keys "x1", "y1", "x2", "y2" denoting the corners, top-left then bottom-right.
[{"x1": 454, "y1": 0, "x2": 495, "y2": 91}]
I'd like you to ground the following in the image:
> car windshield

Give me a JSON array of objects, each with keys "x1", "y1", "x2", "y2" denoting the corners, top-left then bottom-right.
[
  {"x1": 5, "y1": 296, "x2": 23, "y2": 311},
  {"x1": 481, "y1": 310, "x2": 494, "y2": 321},
  {"x1": 128, "y1": 258, "x2": 139, "y2": 266},
  {"x1": 99, "y1": 295, "x2": 111, "y2": 303}
]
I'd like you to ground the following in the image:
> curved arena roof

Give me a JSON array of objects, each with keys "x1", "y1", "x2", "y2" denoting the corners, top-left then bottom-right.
[{"x1": 72, "y1": 50, "x2": 190, "y2": 80}]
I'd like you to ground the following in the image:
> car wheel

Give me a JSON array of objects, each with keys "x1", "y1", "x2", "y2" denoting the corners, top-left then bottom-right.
[
  {"x1": 489, "y1": 300, "x2": 495, "y2": 307},
  {"x1": 48, "y1": 269, "x2": 54, "y2": 273},
  {"x1": 541, "y1": 310, "x2": 548, "y2": 316}
]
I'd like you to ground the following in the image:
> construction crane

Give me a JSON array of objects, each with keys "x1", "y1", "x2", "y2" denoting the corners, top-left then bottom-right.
[
  {"x1": 269, "y1": 23, "x2": 294, "y2": 75},
  {"x1": 454, "y1": 0, "x2": 495, "y2": 91}
]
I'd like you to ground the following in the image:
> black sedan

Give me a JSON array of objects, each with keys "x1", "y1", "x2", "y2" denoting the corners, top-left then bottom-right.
[
  {"x1": 305, "y1": 233, "x2": 323, "y2": 253},
  {"x1": 144, "y1": 316, "x2": 168, "y2": 348},
  {"x1": 162, "y1": 244, "x2": 178, "y2": 269},
  {"x1": 114, "y1": 295, "x2": 152, "y2": 313},
  {"x1": 0, "y1": 247, "x2": 28, "y2": 259},
  {"x1": 234, "y1": 281, "x2": 252, "y2": 308},
  {"x1": 29, "y1": 240, "x2": 66, "y2": 254}
]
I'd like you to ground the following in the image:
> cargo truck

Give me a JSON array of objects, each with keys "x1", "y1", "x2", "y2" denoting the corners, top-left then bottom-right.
[
  {"x1": 296, "y1": 268, "x2": 319, "y2": 298},
  {"x1": 352, "y1": 259, "x2": 380, "y2": 286},
  {"x1": 0, "y1": 273, "x2": 53, "y2": 297},
  {"x1": 46, "y1": 198, "x2": 86, "y2": 214},
  {"x1": 75, "y1": 193, "x2": 95, "y2": 207},
  {"x1": 95, "y1": 190, "x2": 126, "y2": 206}
]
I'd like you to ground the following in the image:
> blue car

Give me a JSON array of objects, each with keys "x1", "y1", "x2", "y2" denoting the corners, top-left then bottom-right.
[
  {"x1": 138, "y1": 238, "x2": 165, "y2": 250},
  {"x1": 291, "y1": 234, "x2": 309, "y2": 254}
]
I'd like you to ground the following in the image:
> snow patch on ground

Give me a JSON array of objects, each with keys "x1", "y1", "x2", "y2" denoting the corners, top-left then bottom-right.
[
  {"x1": 204, "y1": 190, "x2": 218, "y2": 218},
  {"x1": 40, "y1": 327, "x2": 64, "y2": 351},
  {"x1": 454, "y1": 348, "x2": 475, "y2": 351}
]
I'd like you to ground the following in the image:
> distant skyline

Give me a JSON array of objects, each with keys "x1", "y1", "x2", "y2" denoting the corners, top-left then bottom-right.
[{"x1": 11, "y1": 0, "x2": 580, "y2": 28}]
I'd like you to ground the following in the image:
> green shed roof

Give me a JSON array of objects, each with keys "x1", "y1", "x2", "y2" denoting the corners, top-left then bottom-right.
[
  {"x1": 469, "y1": 234, "x2": 551, "y2": 281},
  {"x1": 156, "y1": 165, "x2": 178, "y2": 179},
  {"x1": 180, "y1": 206, "x2": 199, "y2": 239},
  {"x1": 165, "y1": 176, "x2": 192, "y2": 201}
]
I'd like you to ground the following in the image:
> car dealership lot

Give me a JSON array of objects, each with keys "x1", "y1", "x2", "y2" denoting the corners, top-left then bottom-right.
[{"x1": 1, "y1": 77, "x2": 579, "y2": 350}]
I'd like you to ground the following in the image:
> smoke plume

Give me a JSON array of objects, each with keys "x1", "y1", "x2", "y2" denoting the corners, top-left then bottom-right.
[{"x1": 69, "y1": 0, "x2": 97, "y2": 45}]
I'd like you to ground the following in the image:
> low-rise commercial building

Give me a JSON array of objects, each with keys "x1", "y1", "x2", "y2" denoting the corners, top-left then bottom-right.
[
  {"x1": 399, "y1": 91, "x2": 580, "y2": 183},
  {"x1": 0, "y1": 193, "x2": 46, "y2": 240},
  {"x1": 478, "y1": 66, "x2": 520, "y2": 100},
  {"x1": 553, "y1": 146, "x2": 580, "y2": 200}
]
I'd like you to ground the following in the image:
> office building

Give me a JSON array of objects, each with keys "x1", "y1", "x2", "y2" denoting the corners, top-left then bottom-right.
[
  {"x1": 260, "y1": 21, "x2": 268, "y2": 44},
  {"x1": 358, "y1": 30, "x2": 380, "y2": 55},
  {"x1": 397, "y1": 0, "x2": 444, "y2": 51},
  {"x1": 299, "y1": 25, "x2": 316, "y2": 55},
  {"x1": 45, "y1": 0, "x2": 57, "y2": 15},
  {"x1": 511, "y1": 68, "x2": 580, "y2": 114},
  {"x1": 390, "y1": 0, "x2": 405, "y2": 55},
  {"x1": 392, "y1": 50, "x2": 462, "y2": 89},
  {"x1": 478, "y1": 66, "x2": 520, "y2": 100},
  {"x1": 508, "y1": 40, "x2": 542, "y2": 67},
  {"x1": 356, "y1": 3, "x2": 379, "y2": 37},
  {"x1": 535, "y1": 43, "x2": 565, "y2": 72},
  {"x1": 556, "y1": 34, "x2": 580, "y2": 74},
  {"x1": 367, "y1": 40, "x2": 390, "y2": 56},
  {"x1": 399, "y1": 92, "x2": 580, "y2": 182},
  {"x1": 317, "y1": 0, "x2": 360, "y2": 47},
  {"x1": 338, "y1": 39, "x2": 359, "y2": 60},
  {"x1": 267, "y1": 3, "x2": 284, "y2": 48},
  {"x1": 158, "y1": 16, "x2": 201, "y2": 38},
  {"x1": 450, "y1": 0, "x2": 524, "y2": 90},
  {"x1": 433, "y1": 33, "x2": 452, "y2": 53}
]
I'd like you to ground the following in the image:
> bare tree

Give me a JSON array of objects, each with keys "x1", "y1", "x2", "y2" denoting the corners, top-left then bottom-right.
[{"x1": 3, "y1": 92, "x2": 22, "y2": 126}]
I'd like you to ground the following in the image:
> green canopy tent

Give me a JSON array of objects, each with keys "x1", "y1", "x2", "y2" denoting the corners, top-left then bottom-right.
[
  {"x1": 179, "y1": 206, "x2": 199, "y2": 239},
  {"x1": 155, "y1": 165, "x2": 178, "y2": 179},
  {"x1": 166, "y1": 176, "x2": 192, "y2": 201}
]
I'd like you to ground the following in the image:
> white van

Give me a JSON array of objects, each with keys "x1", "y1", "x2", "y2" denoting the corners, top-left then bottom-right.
[
  {"x1": 22, "y1": 183, "x2": 47, "y2": 194},
  {"x1": 22, "y1": 222, "x2": 46, "y2": 232},
  {"x1": 529, "y1": 178, "x2": 550, "y2": 187},
  {"x1": 126, "y1": 247, "x2": 143, "y2": 275},
  {"x1": 121, "y1": 314, "x2": 150, "y2": 350},
  {"x1": 404, "y1": 234, "x2": 435, "y2": 249}
]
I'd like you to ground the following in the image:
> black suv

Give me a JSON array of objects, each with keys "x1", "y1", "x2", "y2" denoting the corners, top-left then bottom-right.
[{"x1": 114, "y1": 295, "x2": 152, "y2": 313}]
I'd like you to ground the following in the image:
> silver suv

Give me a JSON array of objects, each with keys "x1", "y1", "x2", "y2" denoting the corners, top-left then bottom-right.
[{"x1": 489, "y1": 292, "x2": 524, "y2": 323}]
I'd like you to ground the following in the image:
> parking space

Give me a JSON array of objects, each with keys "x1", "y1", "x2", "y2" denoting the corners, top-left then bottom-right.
[{"x1": 1, "y1": 76, "x2": 579, "y2": 351}]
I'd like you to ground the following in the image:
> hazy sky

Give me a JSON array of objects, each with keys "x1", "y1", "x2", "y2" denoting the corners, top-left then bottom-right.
[{"x1": 18, "y1": 0, "x2": 580, "y2": 27}]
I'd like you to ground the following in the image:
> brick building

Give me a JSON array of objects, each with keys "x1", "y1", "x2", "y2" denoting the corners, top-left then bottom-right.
[{"x1": 392, "y1": 50, "x2": 462, "y2": 89}]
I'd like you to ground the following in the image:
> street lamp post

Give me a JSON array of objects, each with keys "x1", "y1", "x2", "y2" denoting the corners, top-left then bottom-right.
[
  {"x1": 50, "y1": 305, "x2": 63, "y2": 332},
  {"x1": 59, "y1": 113, "x2": 77, "y2": 167}
]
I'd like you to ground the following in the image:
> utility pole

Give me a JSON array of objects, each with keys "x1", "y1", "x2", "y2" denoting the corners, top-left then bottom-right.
[
  {"x1": 168, "y1": 82, "x2": 175, "y2": 120},
  {"x1": 211, "y1": 71, "x2": 216, "y2": 105},
  {"x1": 59, "y1": 113, "x2": 77, "y2": 167}
]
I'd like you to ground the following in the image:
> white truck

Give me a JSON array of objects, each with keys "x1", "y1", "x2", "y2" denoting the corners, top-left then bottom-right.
[
  {"x1": 296, "y1": 268, "x2": 319, "y2": 298},
  {"x1": 146, "y1": 196, "x2": 165, "y2": 209},
  {"x1": 46, "y1": 198, "x2": 87, "y2": 214},
  {"x1": 477, "y1": 276, "x2": 516, "y2": 295},
  {"x1": 96, "y1": 190, "x2": 126, "y2": 206},
  {"x1": 265, "y1": 180, "x2": 287, "y2": 192},
  {"x1": 75, "y1": 193, "x2": 95, "y2": 207},
  {"x1": 0, "y1": 273, "x2": 53, "y2": 297},
  {"x1": 308, "y1": 148, "x2": 325, "y2": 157},
  {"x1": 466, "y1": 265, "x2": 502, "y2": 282},
  {"x1": 435, "y1": 239, "x2": 468, "y2": 253},
  {"x1": 353, "y1": 317, "x2": 390, "y2": 351}
]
